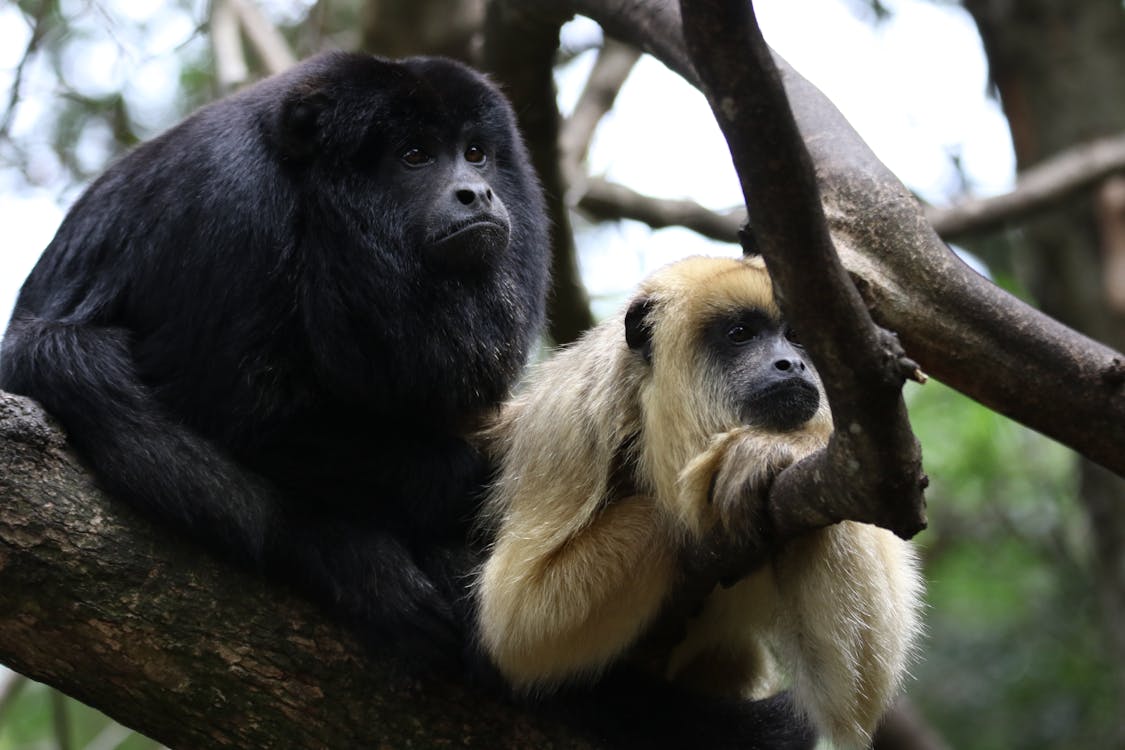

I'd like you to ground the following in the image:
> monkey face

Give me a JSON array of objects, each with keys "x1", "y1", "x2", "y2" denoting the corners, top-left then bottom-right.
[
  {"x1": 702, "y1": 309, "x2": 822, "y2": 432},
  {"x1": 624, "y1": 256, "x2": 828, "y2": 441}
]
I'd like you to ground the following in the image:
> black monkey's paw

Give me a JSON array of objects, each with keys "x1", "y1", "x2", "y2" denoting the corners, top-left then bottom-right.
[{"x1": 276, "y1": 521, "x2": 461, "y2": 660}]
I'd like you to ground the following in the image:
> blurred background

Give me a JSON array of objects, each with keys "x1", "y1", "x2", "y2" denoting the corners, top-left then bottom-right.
[{"x1": 1, "y1": 0, "x2": 1122, "y2": 748}]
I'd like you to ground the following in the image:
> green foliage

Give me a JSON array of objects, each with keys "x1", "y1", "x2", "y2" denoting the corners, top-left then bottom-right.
[
  {"x1": 0, "y1": 679, "x2": 159, "y2": 750},
  {"x1": 906, "y1": 381, "x2": 1118, "y2": 749}
]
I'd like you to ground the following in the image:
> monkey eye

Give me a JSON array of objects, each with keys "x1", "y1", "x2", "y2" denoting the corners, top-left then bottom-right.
[
  {"x1": 784, "y1": 326, "x2": 803, "y2": 346},
  {"x1": 400, "y1": 147, "x2": 432, "y2": 167},
  {"x1": 726, "y1": 324, "x2": 755, "y2": 344},
  {"x1": 465, "y1": 145, "x2": 487, "y2": 164}
]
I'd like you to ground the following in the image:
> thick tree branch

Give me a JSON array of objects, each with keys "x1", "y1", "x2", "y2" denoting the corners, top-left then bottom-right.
[
  {"x1": 873, "y1": 698, "x2": 953, "y2": 750},
  {"x1": 679, "y1": 0, "x2": 926, "y2": 539},
  {"x1": 566, "y1": 0, "x2": 1125, "y2": 478},
  {"x1": 0, "y1": 391, "x2": 589, "y2": 748}
]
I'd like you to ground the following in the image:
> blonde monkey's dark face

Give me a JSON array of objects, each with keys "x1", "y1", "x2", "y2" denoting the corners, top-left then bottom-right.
[
  {"x1": 702, "y1": 307, "x2": 821, "y2": 431},
  {"x1": 625, "y1": 294, "x2": 823, "y2": 434}
]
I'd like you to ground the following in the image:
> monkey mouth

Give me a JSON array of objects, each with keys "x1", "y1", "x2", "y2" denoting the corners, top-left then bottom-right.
[
  {"x1": 427, "y1": 219, "x2": 510, "y2": 269},
  {"x1": 743, "y1": 380, "x2": 820, "y2": 431}
]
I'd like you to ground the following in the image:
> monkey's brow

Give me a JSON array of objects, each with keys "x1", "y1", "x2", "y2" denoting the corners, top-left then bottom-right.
[{"x1": 724, "y1": 307, "x2": 777, "y2": 327}]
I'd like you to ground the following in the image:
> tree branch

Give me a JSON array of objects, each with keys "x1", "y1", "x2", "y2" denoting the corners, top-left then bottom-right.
[
  {"x1": 560, "y1": 38, "x2": 641, "y2": 174},
  {"x1": 211, "y1": 0, "x2": 251, "y2": 92},
  {"x1": 575, "y1": 130, "x2": 1125, "y2": 253},
  {"x1": 226, "y1": 0, "x2": 296, "y2": 76},
  {"x1": 1096, "y1": 175, "x2": 1125, "y2": 313},
  {"x1": 927, "y1": 132, "x2": 1125, "y2": 242},
  {"x1": 566, "y1": 0, "x2": 1125, "y2": 478},
  {"x1": 0, "y1": 391, "x2": 589, "y2": 748},
  {"x1": 679, "y1": 0, "x2": 926, "y2": 539},
  {"x1": 577, "y1": 176, "x2": 743, "y2": 241}
]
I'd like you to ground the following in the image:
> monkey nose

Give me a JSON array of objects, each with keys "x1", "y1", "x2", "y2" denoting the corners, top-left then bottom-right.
[{"x1": 455, "y1": 186, "x2": 493, "y2": 207}]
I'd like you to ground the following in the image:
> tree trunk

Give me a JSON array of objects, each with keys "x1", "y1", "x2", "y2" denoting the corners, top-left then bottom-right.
[{"x1": 0, "y1": 391, "x2": 589, "y2": 749}]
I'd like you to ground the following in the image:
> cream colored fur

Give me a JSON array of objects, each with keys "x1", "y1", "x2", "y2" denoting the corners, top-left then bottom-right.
[{"x1": 476, "y1": 256, "x2": 923, "y2": 748}]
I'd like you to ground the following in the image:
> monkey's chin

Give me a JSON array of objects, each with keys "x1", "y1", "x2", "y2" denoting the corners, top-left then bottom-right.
[
  {"x1": 743, "y1": 382, "x2": 820, "y2": 432},
  {"x1": 426, "y1": 221, "x2": 510, "y2": 271}
]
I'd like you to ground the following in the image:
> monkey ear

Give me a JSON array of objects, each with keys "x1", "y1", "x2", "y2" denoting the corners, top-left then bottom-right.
[
  {"x1": 624, "y1": 296, "x2": 655, "y2": 363},
  {"x1": 277, "y1": 91, "x2": 331, "y2": 160}
]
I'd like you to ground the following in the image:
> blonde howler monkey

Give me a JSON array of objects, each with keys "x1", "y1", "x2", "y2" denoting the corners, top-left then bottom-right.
[{"x1": 475, "y1": 255, "x2": 923, "y2": 749}]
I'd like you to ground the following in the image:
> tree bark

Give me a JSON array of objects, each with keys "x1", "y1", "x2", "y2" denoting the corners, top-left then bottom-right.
[{"x1": 0, "y1": 391, "x2": 589, "y2": 749}]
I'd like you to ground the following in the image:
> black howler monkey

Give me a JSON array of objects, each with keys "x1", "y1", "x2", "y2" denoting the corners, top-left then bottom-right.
[
  {"x1": 476, "y1": 255, "x2": 923, "y2": 748},
  {"x1": 0, "y1": 51, "x2": 551, "y2": 648}
]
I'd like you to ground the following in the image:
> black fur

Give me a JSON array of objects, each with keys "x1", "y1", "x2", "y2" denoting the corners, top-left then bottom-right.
[
  {"x1": 0, "y1": 51, "x2": 550, "y2": 650},
  {"x1": 550, "y1": 669, "x2": 817, "y2": 750}
]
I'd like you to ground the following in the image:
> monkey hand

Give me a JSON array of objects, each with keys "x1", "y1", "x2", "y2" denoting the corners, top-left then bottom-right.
[{"x1": 676, "y1": 427, "x2": 804, "y2": 586}]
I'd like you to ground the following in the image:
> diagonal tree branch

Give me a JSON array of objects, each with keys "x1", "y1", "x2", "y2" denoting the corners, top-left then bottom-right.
[
  {"x1": 0, "y1": 391, "x2": 590, "y2": 749},
  {"x1": 565, "y1": 0, "x2": 1125, "y2": 478},
  {"x1": 211, "y1": 0, "x2": 251, "y2": 91},
  {"x1": 927, "y1": 132, "x2": 1125, "y2": 241},
  {"x1": 560, "y1": 38, "x2": 641, "y2": 178},
  {"x1": 226, "y1": 0, "x2": 296, "y2": 75},
  {"x1": 679, "y1": 0, "x2": 927, "y2": 539}
]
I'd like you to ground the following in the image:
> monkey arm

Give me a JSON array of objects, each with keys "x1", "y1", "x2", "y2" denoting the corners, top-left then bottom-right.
[
  {"x1": 675, "y1": 426, "x2": 825, "y2": 581},
  {"x1": 677, "y1": 426, "x2": 922, "y2": 749},
  {"x1": 476, "y1": 493, "x2": 676, "y2": 690},
  {"x1": 771, "y1": 522, "x2": 923, "y2": 749}
]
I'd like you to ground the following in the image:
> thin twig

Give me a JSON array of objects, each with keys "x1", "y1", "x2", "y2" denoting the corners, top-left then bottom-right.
[
  {"x1": 226, "y1": 0, "x2": 296, "y2": 75},
  {"x1": 577, "y1": 177, "x2": 742, "y2": 240},
  {"x1": 0, "y1": 1, "x2": 51, "y2": 138},
  {"x1": 211, "y1": 0, "x2": 250, "y2": 92}
]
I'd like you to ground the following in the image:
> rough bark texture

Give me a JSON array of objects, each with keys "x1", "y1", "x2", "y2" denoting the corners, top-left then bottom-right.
[
  {"x1": 962, "y1": 0, "x2": 1125, "y2": 740},
  {"x1": 0, "y1": 391, "x2": 589, "y2": 749}
]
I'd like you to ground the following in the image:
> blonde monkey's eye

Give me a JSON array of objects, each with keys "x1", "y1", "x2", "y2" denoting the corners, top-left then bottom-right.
[{"x1": 727, "y1": 324, "x2": 753, "y2": 344}]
